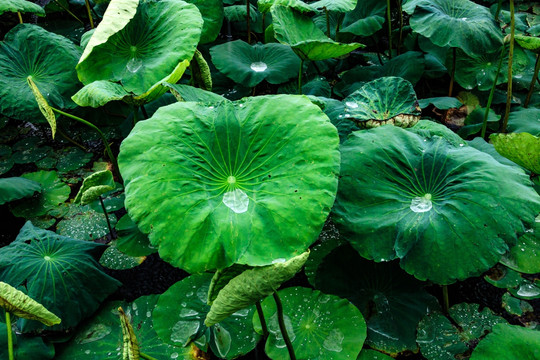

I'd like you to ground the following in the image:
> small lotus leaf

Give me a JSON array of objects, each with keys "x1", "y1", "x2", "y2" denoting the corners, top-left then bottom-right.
[
  {"x1": 501, "y1": 292, "x2": 534, "y2": 316},
  {"x1": 74, "y1": 170, "x2": 115, "y2": 204},
  {"x1": 119, "y1": 95, "x2": 339, "y2": 273},
  {"x1": 210, "y1": 40, "x2": 301, "y2": 87},
  {"x1": 501, "y1": 214, "x2": 540, "y2": 274},
  {"x1": 490, "y1": 132, "x2": 540, "y2": 174},
  {"x1": 0, "y1": 145, "x2": 13, "y2": 175},
  {"x1": 333, "y1": 126, "x2": 540, "y2": 284},
  {"x1": 339, "y1": 0, "x2": 386, "y2": 37},
  {"x1": 57, "y1": 208, "x2": 117, "y2": 241},
  {"x1": 115, "y1": 214, "x2": 156, "y2": 257},
  {"x1": 0, "y1": 282, "x2": 61, "y2": 326},
  {"x1": 205, "y1": 251, "x2": 309, "y2": 326},
  {"x1": 451, "y1": 47, "x2": 508, "y2": 91},
  {"x1": 271, "y1": 5, "x2": 363, "y2": 61},
  {"x1": 99, "y1": 244, "x2": 145, "y2": 270},
  {"x1": 470, "y1": 323, "x2": 540, "y2": 359},
  {"x1": 0, "y1": 177, "x2": 41, "y2": 205},
  {"x1": 253, "y1": 286, "x2": 367, "y2": 360},
  {"x1": 0, "y1": 0, "x2": 44, "y2": 15},
  {"x1": 225, "y1": 4, "x2": 258, "y2": 21},
  {"x1": 458, "y1": 107, "x2": 500, "y2": 137},
  {"x1": 485, "y1": 265, "x2": 540, "y2": 300}
]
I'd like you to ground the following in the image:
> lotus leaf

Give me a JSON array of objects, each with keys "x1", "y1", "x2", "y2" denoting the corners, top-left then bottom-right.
[
  {"x1": 341, "y1": 77, "x2": 421, "y2": 128},
  {"x1": 0, "y1": 145, "x2": 13, "y2": 175},
  {"x1": 333, "y1": 126, "x2": 540, "y2": 284},
  {"x1": 311, "y1": 243, "x2": 440, "y2": 355},
  {"x1": 485, "y1": 265, "x2": 540, "y2": 300},
  {"x1": 405, "y1": 0, "x2": 503, "y2": 56},
  {"x1": 0, "y1": 282, "x2": 60, "y2": 326},
  {"x1": 74, "y1": 170, "x2": 115, "y2": 205},
  {"x1": 118, "y1": 95, "x2": 339, "y2": 273},
  {"x1": 271, "y1": 5, "x2": 362, "y2": 61},
  {"x1": 515, "y1": 34, "x2": 540, "y2": 53},
  {"x1": 311, "y1": 96, "x2": 360, "y2": 142},
  {"x1": 501, "y1": 292, "x2": 534, "y2": 316},
  {"x1": 76, "y1": 0, "x2": 203, "y2": 96},
  {"x1": 115, "y1": 214, "x2": 156, "y2": 257},
  {"x1": 339, "y1": 0, "x2": 386, "y2": 37},
  {"x1": 417, "y1": 303, "x2": 507, "y2": 360},
  {"x1": 0, "y1": 24, "x2": 81, "y2": 121},
  {"x1": 153, "y1": 274, "x2": 259, "y2": 359},
  {"x1": 225, "y1": 4, "x2": 258, "y2": 22},
  {"x1": 71, "y1": 81, "x2": 133, "y2": 108},
  {"x1": 490, "y1": 132, "x2": 540, "y2": 174},
  {"x1": 458, "y1": 107, "x2": 500, "y2": 137},
  {"x1": 185, "y1": 0, "x2": 224, "y2": 44},
  {"x1": 27, "y1": 77, "x2": 57, "y2": 138},
  {"x1": 12, "y1": 137, "x2": 50, "y2": 165},
  {"x1": 467, "y1": 138, "x2": 520, "y2": 169},
  {"x1": 257, "y1": 0, "x2": 314, "y2": 13},
  {"x1": 205, "y1": 251, "x2": 309, "y2": 326},
  {"x1": 0, "y1": 177, "x2": 41, "y2": 205},
  {"x1": 164, "y1": 83, "x2": 225, "y2": 103},
  {"x1": 207, "y1": 264, "x2": 251, "y2": 304},
  {"x1": 417, "y1": 97, "x2": 462, "y2": 110},
  {"x1": 0, "y1": 222, "x2": 120, "y2": 332},
  {"x1": 501, "y1": 215, "x2": 540, "y2": 274},
  {"x1": 55, "y1": 295, "x2": 200, "y2": 359},
  {"x1": 117, "y1": 307, "x2": 139, "y2": 359},
  {"x1": 99, "y1": 244, "x2": 145, "y2": 270},
  {"x1": 253, "y1": 286, "x2": 366, "y2": 360},
  {"x1": 310, "y1": 0, "x2": 357, "y2": 12},
  {"x1": 451, "y1": 47, "x2": 508, "y2": 91},
  {"x1": 470, "y1": 323, "x2": 540, "y2": 359},
  {"x1": 210, "y1": 40, "x2": 301, "y2": 87},
  {"x1": 57, "y1": 208, "x2": 117, "y2": 241},
  {"x1": 0, "y1": 0, "x2": 45, "y2": 15},
  {"x1": 407, "y1": 120, "x2": 466, "y2": 147},
  {"x1": 507, "y1": 107, "x2": 540, "y2": 135}
]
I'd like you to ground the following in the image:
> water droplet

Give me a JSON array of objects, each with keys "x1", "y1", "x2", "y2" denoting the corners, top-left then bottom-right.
[
  {"x1": 132, "y1": 303, "x2": 138, "y2": 311},
  {"x1": 250, "y1": 62, "x2": 267, "y2": 72},
  {"x1": 516, "y1": 283, "x2": 540, "y2": 298},
  {"x1": 323, "y1": 329, "x2": 344, "y2": 352},
  {"x1": 268, "y1": 313, "x2": 296, "y2": 348},
  {"x1": 146, "y1": 311, "x2": 151, "y2": 318},
  {"x1": 85, "y1": 350, "x2": 91, "y2": 355},
  {"x1": 213, "y1": 324, "x2": 232, "y2": 357},
  {"x1": 233, "y1": 308, "x2": 250, "y2": 317},
  {"x1": 180, "y1": 308, "x2": 198, "y2": 317},
  {"x1": 410, "y1": 194, "x2": 433, "y2": 213},
  {"x1": 44, "y1": 255, "x2": 51, "y2": 261},
  {"x1": 223, "y1": 189, "x2": 249, "y2": 213},
  {"x1": 171, "y1": 352, "x2": 179, "y2": 359},
  {"x1": 460, "y1": 17, "x2": 468, "y2": 21},
  {"x1": 345, "y1": 101, "x2": 358, "y2": 109},
  {"x1": 171, "y1": 320, "x2": 200, "y2": 345},
  {"x1": 126, "y1": 58, "x2": 143, "y2": 73},
  {"x1": 197, "y1": 286, "x2": 208, "y2": 304},
  {"x1": 272, "y1": 258, "x2": 286, "y2": 264}
]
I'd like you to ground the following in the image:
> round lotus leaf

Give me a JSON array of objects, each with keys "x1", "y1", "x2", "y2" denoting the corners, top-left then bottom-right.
[
  {"x1": 485, "y1": 265, "x2": 540, "y2": 300},
  {"x1": 417, "y1": 303, "x2": 507, "y2": 360},
  {"x1": 490, "y1": 132, "x2": 540, "y2": 174},
  {"x1": 501, "y1": 215, "x2": 540, "y2": 274},
  {"x1": 55, "y1": 295, "x2": 201, "y2": 359},
  {"x1": 0, "y1": 0, "x2": 44, "y2": 15},
  {"x1": 312, "y1": 243, "x2": 440, "y2": 355},
  {"x1": 342, "y1": 77, "x2": 421, "y2": 128},
  {"x1": 210, "y1": 40, "x2": 301, "y2": 87},
  {"x1": 253, "y1": 286, "x2": 366, "y2": 360},
  {"x1": 470, "y1": 323, "x2": 540, "y2": 359},
  {"x1": 57, "y1": 208, "x2": 117, "y2": 241},
  {"x1": 153, "y1": 273, "x2": 260, "y2": 359},
  {"x1": 0, "y1": 24, "x2": 81, "y2": 122},
  {"x1": 507, "y1": 108, "x2": 540, "y2": 136},
  {"x1": 12, "y1": 137, "x2": 50, "y2": 164},
  {"x1": 501, "y1": 292, "x2": 534, "y2": 316},
  {"x1": 333, "y1": 126, "x2": 540, "y2": 284},
  {"x1": 185, "y1": 0, "x2": 224, "y2": 44},
  {"x1": 0, "y1": 177, "x2": 41, "y2": 205},
  {"x1": 76, "y1": 0, "x2": 203, "y2": 96},
  {"x1": 0, "y1": 221, "x2": 121, "y2": 332},
  {"x1": 10, "y1": 170, "x2": 70, "y2": 219},
  {"x1": 56, "y1": 147, "x2": 93, "y2": 172},
  {"x1": 115, "y1": 214, "x2": 156, "y2": 257},
  {"x1": 340, "y1": 0, "x2": 386, "y2": 37},
  {"x1": 119, "y1": 95, "x2": 340, "y2": 273},
  {"x1": 406, "y1": 0, "x2": 503, "y2": 56}
]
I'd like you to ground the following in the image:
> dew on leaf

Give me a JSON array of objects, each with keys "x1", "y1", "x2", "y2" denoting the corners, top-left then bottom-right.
[
  {"x1": 223, "y1": 189, "x2": 249, "y2": 213},
  {"x1": 250, "y1": 62, "x2": 267, "y2": 72},
  {"x1": 170, "y1": 320, "x2": 200, "y2": 344},
  {"x1": 322, "y1": 328, "x2": 344, "y2": 352},
  {"x1": 213, "y1": 324, "x2": 232, "y2": 357},
  {"x1": 516, "y1": 283, "x2": 540, "y2": 298},
  {"x1": 126, "y1": 58, "x2": 143, "y2": 73},
  {"x1": 410, "y1": 194, "x2": 433, "y2": 213}
]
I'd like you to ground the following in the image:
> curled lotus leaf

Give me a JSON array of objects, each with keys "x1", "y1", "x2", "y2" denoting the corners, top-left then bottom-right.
[
  {"x1": 118, "y1": 307, "x2": 140, "y2": 360},
  {"x1": 0, "y1": 281, "x2": 61, "y2": 326},
  {"x1": 333, "y1": 126, "x2": 540, "y2": 284},
  {"x1": 118, "y1": 95, "x2": 339, "y2": 273},
  {"x1": 74, "y1": 170, "x2": 116, "y2": 205},
  {"x1": 342, "y1": 77, "x2": 421, "y2": 129}
]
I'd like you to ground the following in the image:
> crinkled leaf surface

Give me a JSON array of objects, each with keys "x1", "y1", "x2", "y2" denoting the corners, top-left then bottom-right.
[
  {"x1": 507, "y1": 107, "x2": 540, "y2": 136},
  {"x1": 74, "y1": 170, "x2": 115, "y2": 204},
  {"x1": 76, "y1": 0, "x2": 203, "y2": 95},
  {"x1": 470, "y1": 323, "x2": 540, "y2": 360},
  {"x1": 0, "y1": 0, "x2": 45, "y2": 15},
  {"x1": 0, "y1": 177, "x2": 41, "y2": 205},
  {"x1": 210, "y1": 40, "x2": 301, "y2": 87},
  {"x1": 271, "y1": 5, "x2": 363, "y2": 61},
  {"x1": 0, "y1": 24, "x2": 81, "y2": 121},
  {"x1": 0, "y1": 222, "x2": 120, "y2": 332},
  {"x1": 253, "y1": 286, "x2": 366, "y2": 360},
  {"x1": 333, "y1": 126, "x2": 540, "y2": 284},
  {"x1": 257, "y1": 0, "x2": 314, "y2": 13},
  {"x1": 490, "y1": 132, "x2": 540, "y2": 174},
  {"x1": 515, "y1": 34, "x2": 540, "y2": 53},
  {"x1": 340, "y1": 0, "x2": 386, "y2": 37},
  {"x1": 406, "y1": 0, "x2": 503, "y2": 56},
  {"x1": 119, "y1": 95, "x2": 339, "y2": 273},
  {"x1": 153, "y1": 273, "x2": 259, "y2": 359},
  {"x1": 0, "y1": 282, "x2": 60, "y2": 326},
  {"x1": 417, "y1": 303, "x2": 507, "y2": 360},
  {"x1": 501, "y1": 215, "x2": 540, "y2": 274}
]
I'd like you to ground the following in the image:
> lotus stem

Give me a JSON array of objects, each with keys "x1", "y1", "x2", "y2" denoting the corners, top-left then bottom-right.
[
  {"x1": 57, "y1": 127, "x2": 88, "y2": 151},
  {"x1": 386, "y1": 0, "x2": 392, "y2": 58},
  {"x1": 132, "y1": 105, "x2": 140, "y2": 125},
  {"x1": 495, "y1": 0, "x2": 503, "y2": 21},
  {"x1": 255, "y1": 301, "x2": 269, "y2": 338},
  {"x1": 442, "y1": 285, "x2": 449, "y2": 314},
  {"x1": 140, "y1": 353, "x2": 158, "y2": 360},
  {"x1": 262, "y1": 13, "x2": 266, "y2": 43},
  {"x1": 246, "y1": 0, "x2": 251, "y2": 44},
  {"x1": 273, "y1": 292, "x2": 296, "y2": 360},
  {"x1": 324, "y1": 7, "x2": 330, "y2": 37},
  {"x1": 448, "y1": 47, "x2": 457, "y2": 97},
  {"x1": 6, "y1": 311, "x2": 14, "y2": 360},
  {"x1": 298, "y1": 58, "x2": 304, "y2": 94},
  {"x1": 85, "y1": 0, "x2": 94, "y2": 28},
  {"x1": 481, "y1": 45, "x2": 506, "y2": 139},
  {"x1": 525, "y1": 53, "x2": 540, "y2": 108},
  {"x1": 140, "y1": 104, "x2": 149, "y2": 120},
  {"x1": 501, "y1": 0, "x2": 515, "y2": 133},
  {"x1": 17, "y1": 12, "x2": 23, "y2": 23},
  {"x1": 99, "y1": 196, "x2": 116, "y2": 239},
  {"x1": 397, "y1": 0, "x2": 403, "y2": 55},
  {"x1": 52, "y1": 0, "x2": 85, "y2": 24}
]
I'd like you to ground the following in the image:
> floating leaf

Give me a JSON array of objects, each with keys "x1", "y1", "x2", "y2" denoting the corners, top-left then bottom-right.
[
  {"x1": 0, "y1": 177, "x2": 41, "y2": 205},
  {"x1": 407, "y1": 120, "x2": 466, "y2": 147},
  {"x1": 417, "y1": 97, "x2": 462, "y2": 110},
  {"x1": 500, "y1": 214, "x2": 540, "y2": 274},
  {"x1": 485, "y1": 265, "x2": 540, "y2": 300},
  {"x1": 501, "y1": 292, "x2": 533, "y2": 316},
  {"x1": 0, "y1": 282, "x2": 61, "y2": 326},
  {"x1": 57, "y1": 208, "x2": 117, "y2": 241},
  {"x1": 99, "y1": 244, "x2": 146, "y2": 270},
  {"x1": 490, "y1": 132, "x2": 540, "y2": 174}
]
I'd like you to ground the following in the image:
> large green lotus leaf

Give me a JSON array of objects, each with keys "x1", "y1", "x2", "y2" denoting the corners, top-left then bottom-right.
[
  {"x1": 490, "y1": 133, "x2": 540, "y2": 174},
  {"x1": 72, "y1": 80, "x2": 132, "y2": 108},
  {"x1": 55, "y1": 295, "x2": 201, "y2": 359},
  {"x1": 0, "y1": 222, "x2": 121, "y2": 332},
  {"x1": 271, "y1": 5, "x2": 363, "y2": 61},
  {"x1": 185, "y1": 0, "x2": 223, "y2": 44},
  {"x1": 210, "y1": 40, "x2": 301, "y2": 87},
  {"x1": 340, "y1": 0, "x2": 386, "y2": 37},
  {"x1": 501, "y1": 215, "x2": 540, "y2": 274},
  {"x1": 333, "y1": 126, "x2": 540, "y2": 284},
  {"x1": 0, "y1": 0, "x2": 44, "y2": 15},
  {"x1": 205, "y1": 251, "x2": 309, "y2": 326},
  {"x1": 310, "y1": 0, "x2": 357, "y2": 12},
  {"x1": 342, "y1": 77, "x2": 421, "y2": 128},
  {"x1": 115, "y1": 214, "x2": 156, "y2": 257},
  {"x1": 406, "y1": 0, "x2": 503, "y2": 56},
  {"x1": 224, "y1": 3, "x2": 257, "y2": 22},
  {"x1": 417, "y1": 303, "x2": 507, "y2": 360},
  {"x1": 164, "y1": 83, "x2": 225, "y2": 103},
  {"x1": 312, "y1": 243, "x2": 440, "y2": 355},
  {"x1": 10, "y1": 170, "x2": 70, "y2": 219},
  {"x1": 0, "y1": 24, "x2": 81, "y2": 121},
  {"x1": 153, "y1": 274, "x2": 260, "y2": 359},
  {"x1": 76, "y1": 0, "x2": 203, "y2": 95},
  {"x1": 257, "y1": 0, "x2": 314, "y2": 13},
  {"x1": 118, "y1": 95, "x2": 340, "y2": 273},
  {"x1": 0, "y1": 177, "x2": 41, "y2": 205},
  {"x1": 507, "y1": 108, "x2": 540, "y2": 136},
  {"x1": 207, "y1": 264, "x2": 251, "y2": 304},
  {"x1": 0, "y1": 323, "x2": 55, "y2": 360},
  {"x1": 470, "y1": 323, "x2": 540, "y2": 360},
  {"x1": 253, "y1": 286, "x2": 366, "y2": 360}
]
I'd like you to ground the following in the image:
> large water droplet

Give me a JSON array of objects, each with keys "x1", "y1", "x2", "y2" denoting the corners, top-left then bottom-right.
[
  {"x1": 323, "y1": 329, "x2": 344, "y2": 352},
  {"x1": 126, "y1": 58, "x2": 143, "y2": 73},
  {"x1": 213, "y1": 324, "x2": 232, "y2": 357},
  {"x1": 345, "y1": 101, "x2": 358, "y2": 109},
  {"x1": 410, "y1": 194, "x2": 432, "y2": 213},
  {"x1": 179, "y1": 308, "x2": 198, "y2": 317},
  {"x1": 171, "y1": 320, "x2": 200, "y2": 345},
  {"x1": 516, "y1": 283, "x2": 540, "y2": 298},
  {"x1": 250, "y1": 62, "x2": 267, "y2": 72},
  {"x1": 223, "y1": 189, "x2": 249, "y2": 213}
]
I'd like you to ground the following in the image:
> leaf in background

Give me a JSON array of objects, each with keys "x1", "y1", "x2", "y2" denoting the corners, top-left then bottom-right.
[
  {"x1": 340, "y1": 0, "x2": 386, "y2": 37},
  {"x1": 0, "y1": 0, "x2": 44, "y2": 15},
  {"x1": 0, "y1": 282, "x2": 61, "y2": 326},
  {"x1": 0, "y1": 177, "x2": 41, "y2": 205}
]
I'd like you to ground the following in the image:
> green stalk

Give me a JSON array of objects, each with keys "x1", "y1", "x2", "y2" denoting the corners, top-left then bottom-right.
[
  {"x1": 397, "y1": 0, "x2": 403, "y2": 55},
  {"x1": 495, "y1": 0, "x2": 503, "y2": 21},
  {"x1": 140, "y1": 352, "x2": 158, "y2": 360},
  {"x1": 324, "y1": 7, "x2": 330, "y2": 37},
  {"x1": 140, "y1": 104, "x2": 149, "y2": 120},
  {"x1": 255, "y1": 301, "x2": 269, "y2": 338},
  {"x1": 273, "y1": 292, "x2": 296, "y2": 360},
  {"x1": 525, "y1": 53, "x2": 540, "y2": 108},
  {"x1": 99, "y1": 196, "x2": 116, "y2": 239},
  {"x1": 386, "y1": 0, "x2": 392, "y2": 58},
  {"x1": 481, "y1": 45, "x2": 506, "y2": 139},
  {"x1": 247, "y1": 0, "x2": 251, "y2": 44},
  {"x1": 298, "y1": 58, "x2": 304, "y2": 94},
  {"x1": 6, "y1": 312, "x2": 14, "y2": 360},
  {"x1": 53, "y1": 0, "x2": 84, "y2": 24},
  {"x1": 448, "y1": 47, "x2": 457, "y2": 97},
  {"x1": 17, "y1": 12, "x2": 23, "y2": 23},
  {"x1": 84, "y1": 0, "x2": 94, "y2": 28},
  {"x1": 132, "y1": 105, "x2": 140, "y2": 125},
  {"x1": 442, "y1": 285, "x2": 449, "y2": 314},
  {"x1": 501, "y1": 0, "x2": 515, "y2": 133},
  {"x1": 262, "y1": 13, "x2": 266, "y2": 43}
]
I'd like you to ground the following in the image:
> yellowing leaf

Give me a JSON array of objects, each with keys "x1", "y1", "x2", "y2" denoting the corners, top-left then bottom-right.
[
  {"x1": 118, "y1": 306, "x2": 140, "y2": 360},
  {"x1": 27, "y1": 76, "x2": 56, "y2": 139}
]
